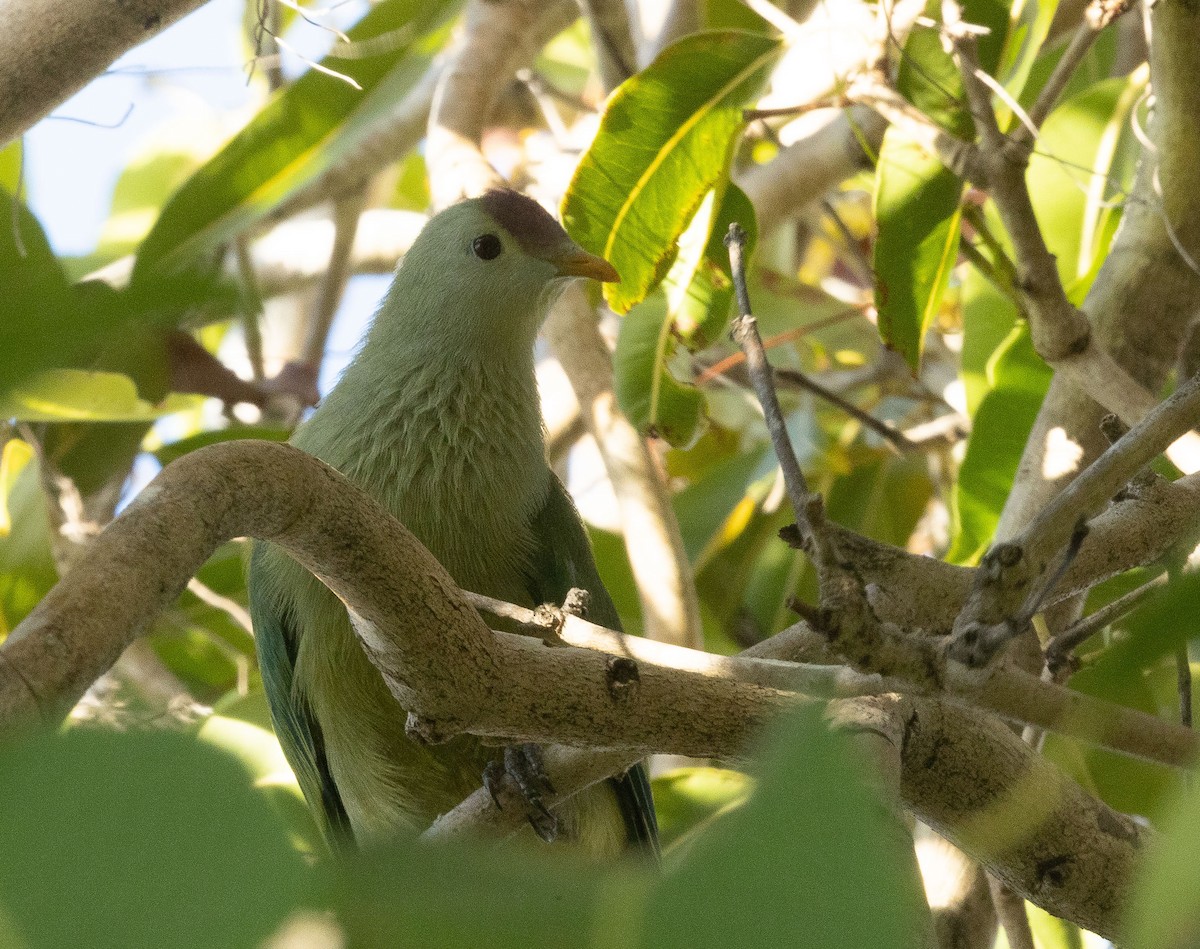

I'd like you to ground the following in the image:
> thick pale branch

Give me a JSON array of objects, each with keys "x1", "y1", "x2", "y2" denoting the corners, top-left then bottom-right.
[
  {"x1": 0, "y1": 442, "x2": 497, "y2": 728},
  {"x1": 0, "y1": 441, "x2": 1161, "y2": 938},
  {"x1": 0, "y1": 442, "x2": 782, "y2": 757},
  {"x1": 0, "y1": 0, "x2": 207, "y2": 147},
  {"x1": 426, "y1": 0, "x2": 577, "y2": 208},
  {"x1": 832, "y1": 694, "x2": 1141, "y2": 940},
  {"x1": 1019, "y1": 373, "x2": 1200, "y2": 568},
  {"x1": 545, "y1": 285, "x2": 705, "y2": 651}
]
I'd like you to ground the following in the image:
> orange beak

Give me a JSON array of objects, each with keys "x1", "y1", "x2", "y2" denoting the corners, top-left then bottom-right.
[{"x1": 553, "y1": 245, "x2": 620, "y2": 283}]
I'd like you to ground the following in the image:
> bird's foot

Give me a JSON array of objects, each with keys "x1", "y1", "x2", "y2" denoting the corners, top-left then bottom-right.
[{"x1": 483, "y1": 743, "x2": 558, "y2": 842}]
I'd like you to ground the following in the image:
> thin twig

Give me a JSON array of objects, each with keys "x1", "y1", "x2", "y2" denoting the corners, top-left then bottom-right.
[
  {"x1": 272, "y1": 33, "x2": 362, "y2": 89},
  {"x1": 234, "y1": 237, "x2": 266, "y2": 382},
  {"x1": 1014, "y1": 22, "x2": 1100, "y2": 147},
  {"x1": 694, "y1": 306, "x2": 870, "y2": 385},
  {"x1": 301, "y1": 188, "x2": 367, "y2": 367},
  {"x1": 775, "y1": 367, "x2": 915, "y2": 452},
  {"x1": 725, "y1": 223, "x2": 812, "y2": 512},
  {"x1": 743, "y1": 99, "x2": 844, "y2": 122},
  {"x1": 1044, "y1": 569, "x2": 1167, "y2": 671},
  {"x1": 186, "y1": 577, "x2": 255, "y2": 637}
]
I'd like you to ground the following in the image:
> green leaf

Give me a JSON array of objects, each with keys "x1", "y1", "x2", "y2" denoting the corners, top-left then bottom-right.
[
  {"x1": 998, "y1": 0, "x2": 1061, "y2": 108},
  {"x1": 873, "y1": 132, "x2": 963, "y2": 371},
  {"x1": 198, "y1": 688, "x2": 323, "y2": 854},
  {"x1": 1124, "y1": 767, "x2": 1200, "y2": 948},
  {"x1": 673, "y1": 446, "x2": 768, "y2": 563},
  {"x1": 0, "y1": 140, "x2": 21, "y2": 194},
  {"x1": 152, "y1": 425, "x2": 291, "y2": 466},
  {"x1": 0, "y1": 195, "x2": 77, "y2": 398},
  {"x1": 1027, "y1": 73, "x2": 1145, "y2": 285},
  {"x1": 95, "y1": 151, "x2": 207, "y2": 265},
  {"x1": 0, "y1": 443, "x2": 57, "y2": 636},
  {"x1": 340, "y1": 834, "x2": 651, "y2": 949},
  {"x1": 959, "y1": 257, "x2": 1020, "y2": 415},
  {"x1": 825, "y1": 450, "x2": 934, "y2": 550},
  {"x1": 669, "y1": 182, "x2": 757, "y2": 348},
  {"x1": 562, "y1": 30, "x2": 783, "y2": 313},
  {"x1": 134, "y1": 0, "x2": 460, "y2": 277},
  {"x1": 948, "y1": 324, "x2": 1052, "y2": 563},
  {"x1": 873, "y1": 0, "x2": 1008, "y2": 371},
  {"x1": 614, "y1": 293, "x2": 705, "y2": 446},
  {"x1": 0, "y1": 728, "x2": 309, "y2": 949},
  {"x1": 641, "y1": 706, "x2": 928, "y2": 947},
  {"x1": 587, "y1": 526, "x2": 645, "y2": 638},
  {"x1": 0, "y1": 369, "x2": 205, "y2": 422},
  {"x1": 614, "y1": 184, "x2": 757, "y2": 448},
  {"x1": 652, "y1": 766, "x2": 752, "y2": 850},
  {"x1": 898, "y1": 0, "x2": 1009, "y2": 133}
]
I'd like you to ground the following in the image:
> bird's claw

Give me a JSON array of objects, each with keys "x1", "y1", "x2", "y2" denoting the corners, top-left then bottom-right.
[{"x1": 482, "y1": 743, "x2": 558, "y2": 842}]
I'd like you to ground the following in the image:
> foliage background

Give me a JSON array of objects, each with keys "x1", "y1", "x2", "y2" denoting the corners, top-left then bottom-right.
[{"x1": 3, "y1": 0, "x2": 1200, "y2": 945}]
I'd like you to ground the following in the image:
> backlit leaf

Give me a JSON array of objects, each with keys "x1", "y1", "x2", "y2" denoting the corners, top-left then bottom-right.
[{"x1": 562, "y1": 30, "x2": 782, "y2": 314}]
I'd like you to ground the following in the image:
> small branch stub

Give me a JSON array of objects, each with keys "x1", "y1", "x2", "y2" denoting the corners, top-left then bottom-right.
[{"x1": 605, "y1": 656, "x2": 640, "y2": 703}]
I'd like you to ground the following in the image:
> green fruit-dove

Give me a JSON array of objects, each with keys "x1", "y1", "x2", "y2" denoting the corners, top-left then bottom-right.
[{"x1": 248, "y1": 190, "x2": 658, "y2": 857}]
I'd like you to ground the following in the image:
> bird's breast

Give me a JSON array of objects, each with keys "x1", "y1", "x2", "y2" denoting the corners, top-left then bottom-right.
[{"x1": 333, "y1": 368, "x2": 550, "y2": 604}]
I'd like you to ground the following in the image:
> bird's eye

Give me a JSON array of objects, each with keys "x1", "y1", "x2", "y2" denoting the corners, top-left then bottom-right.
[{"x1": 472, "y1": 234, "x2": 503, "y2": 260}]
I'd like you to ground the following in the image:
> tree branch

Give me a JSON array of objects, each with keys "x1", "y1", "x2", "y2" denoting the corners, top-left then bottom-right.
[
  {"x1": 545, "y1": 286, "x2": 705, "y2": 650},
  {"x1": 0, "y1": 0, "x2": 207, "y2": 147},
  {"x1": 0, "y1": 440, "x2": 1161, "y2": 939}
]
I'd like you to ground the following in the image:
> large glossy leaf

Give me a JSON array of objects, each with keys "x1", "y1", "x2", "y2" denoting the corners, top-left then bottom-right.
[
  {"x1": 652, "y1": 766, "x2": 752, "y2": 851},
  {"x1": 949, "y1": 324, "x2": 1052, "y2": 563},
  {"x1": 1124, "y1": 758, "x2": 1200, "y2": 947},
  {"x1": 874, "y1": 133, "x2": 963, "y2": 372},
  {"x1": 587, "y1": 525, "x2": 645, "y2": 638},
  {"x1": 641, "y1": 705, "x2": 928, "y2": 947},
  {"x1": 959, "y1": 257, "x2": 1020, "y2": 415},
  {"x1": 198, "y1": 688, "x2": 321, "y2": 855},
  {"x1": 0, "y1": 369, "x2": 204, "y2": 423},
  {"x1": 998, "y1": 0, "x2": 1061, "y2": 108},
  {"x1": 0, "y1": 729, "x2": 308, "y2": 949},
  {"x1": 613, "y1": 184, "x2": 757, "y2": 447},
  {"x1": 0, "y1": 193, "x2": 224, "y2": 412},
  {"x1": 669, "y1": 182, "x2": 757, "y2": 348},
  {"x1": 0, "y1": 195, "x2": 77, "y2": 398},
  {"x1": 134, "y1": 0, "x2": 460, "y2": 277},
  {"x1": 0, "y1": 443, "x2": 56, "y2": 637},
  {"x1": 614, "y1": 293, "x2": 705, "y2": 447},
  {"x1": 562, "y1": 30, "x2": 782, "y2": 314},
  {"x1": 341, "y1": 824, "x2": 647, "y2": 948},
  {"x1": 873, "y1": 0, "x2": 1008, "y2": 371},
  {"x1": 673, "y1": 446, "x2": 768, "y2": 563},
  {"x1": 1027, "y1": 73, "x2": 1145, "y2": 284}
]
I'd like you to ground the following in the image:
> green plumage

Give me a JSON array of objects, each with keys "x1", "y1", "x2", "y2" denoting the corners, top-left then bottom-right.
[{"x1": 249, "y1": 192, "x2": 657, "y2": 856}]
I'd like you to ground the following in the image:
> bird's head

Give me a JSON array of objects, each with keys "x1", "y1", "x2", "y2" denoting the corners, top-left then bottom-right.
[{"x1": 377, "y1": 190, "x2": 618, "y2": 360}]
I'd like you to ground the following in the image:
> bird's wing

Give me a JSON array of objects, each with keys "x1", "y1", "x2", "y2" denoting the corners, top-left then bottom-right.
[
  {"x1": 248, "y1": 544, "x2": 353, "y2": 851},
  {"x1": 525, "y1": 474, "x2": 660, "y2": 856}
]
